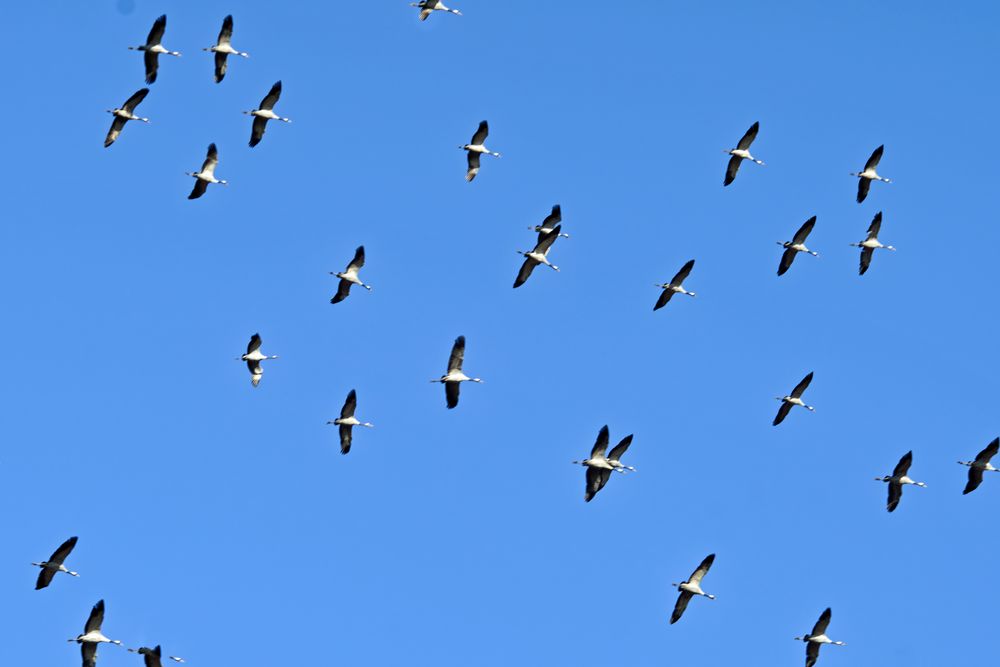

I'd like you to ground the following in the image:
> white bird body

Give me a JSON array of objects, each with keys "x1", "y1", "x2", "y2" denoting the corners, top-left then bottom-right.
[
  {"x1": 333, "y1": 415, "x2": 371, "y2": 428},
  {"x1": 678, "y1": 581, "x2": 711, "y2": 597},
  {"x1": 76, "y1": 631, "x2": 119, "y2": 645},
  {"x1": 464, "y1": 143, "x2": 498, "y2": 156},
  {"x1": 249, "y1": 108, "x2": 285, "y2": 121},
  {"x1": 727, "y1": 147, "x2": 761, "y2": 163},
  {"x1": 780, "y1": 241, "x2": 818, "y2": 256},
  {"x1": 187, "y1": 144, "x2": 227, "y2": 199},
  {"x1": 111, "y1": 108, "x2": 148, "y2": 122}
]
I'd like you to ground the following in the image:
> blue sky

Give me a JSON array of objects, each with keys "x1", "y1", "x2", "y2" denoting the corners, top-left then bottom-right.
[{"x1": 1, "y1": 1, "x2": 998, "y2": 665}]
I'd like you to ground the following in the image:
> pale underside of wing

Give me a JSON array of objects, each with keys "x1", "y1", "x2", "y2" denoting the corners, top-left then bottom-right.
[
  {"x1": 448, "y1": 336, "x2": 465, "y2": 373},
  {"x1": 215, "y1": 51, "x2": 229, "y2": 83},
  {"x1": 105, "y1": 117, "x2": 126, "y2": 147},
  {"x1": 590, "y1": 425, "x2": 610, "y2": 459},
  {"x1": 466, "y1": 151, "x2": 480, "y2": 181},
  {"x1": 339, "y1": 424, "x2": 353, "y2": 455},
  {"x1": 144, "y1": 51, "x2": 160, "y2": 84}
]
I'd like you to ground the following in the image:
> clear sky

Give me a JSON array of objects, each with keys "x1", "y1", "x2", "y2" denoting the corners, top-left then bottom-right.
[{"x1": 1, "y1": 1, "x2": 998, "y2": 665}]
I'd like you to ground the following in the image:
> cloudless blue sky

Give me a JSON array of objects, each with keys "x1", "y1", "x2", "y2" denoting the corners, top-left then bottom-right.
[{"x1": 2, "y1": 1, "x2": 998, "y2": 665}]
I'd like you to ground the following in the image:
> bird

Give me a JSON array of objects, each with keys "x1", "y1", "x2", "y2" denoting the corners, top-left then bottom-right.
[
  {"x1": 850, "y1": 211, "x2": 895, "y2": 275},
  {"x1": 128, "y1": 15, "x2": 180, "y2": 84},
  {"x1": 572, "y1": 425, "x2": 615, "y2": 502},
  {"x1": 32, "y1": 536, "x2": 79, "y2": 590},
  {"x1": 186, "y1": 143, "x2": 227, "y2": 199},
  {"x1": 777, "y1": 216, "x2": 819, "y2": 276},
  {"x1": 104, "y1": 88, "x2": 150, "y2": 147},
  {"x1": 327, "y1": 389, "x2": 373, "y2": 455},
  {"x1": 68, "y1": 600, "x2": 122, "y2": 667},
  {"x1": 244, "y1": 81, "x2": 291, "y2": 147},
  {"x1": 653, "y1": 259, "x2": 696, "y2": 310},
  {"x1": 529, "y1": 205, "x2": 570, "y2": 238},
  {"x1": 461, "y1": 121, "x2": 501, "y2": 181},
  {"x1": 723, "y1": 121, "x2": 764, "y2": 186},
  {"x1": 240, "y1": 333, "x2": 278, "y2": 387},
  {"x1": 431, "y1": 335, "x2": 482, "y2": 409},
  {"x1": 670, "y1": 554, "x2": 716, "y2": 624},
  {"x1": 606, "y1": 434, "x2": 636, "y2": 473},
  {"x1": 851, "y1": 144, "x2": 890, "y2": 203},
  {"x1": 773, "y1": 372, "x2": 815, "y2": 426},
  {"x1": 411, "y1": 0, "x2": 462, "y2": 21},
  {"x1": 128, "y1": 646, "x2": 186, "y2": 666},
  {"x1": 329, "y1": 246, "x2": 372, "y2": 304},
  {"x1": 959, "y1": 437, "x2": 1000, "y2": 495},
  {"x1": 514, "y1": 226, "x2": 561, "y2": 288},
  {"x1": 204, "y1": 15, "x2": 249, "y2": 83},
  {"x1": 795, "y1": 607, "x2": 846, "y2": 667},
  {"x1": 875, "y1": 450, "x2": 927, "y2": 512}
]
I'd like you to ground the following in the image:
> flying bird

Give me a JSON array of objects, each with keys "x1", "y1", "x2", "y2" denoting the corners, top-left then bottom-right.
[
  {"x1": 959, "y1": 437, "x2": 1000, "y2": 495},
  {"x1": 32, "y1": 536, "x2": 79, "y2": 590},
  {"x1": 875, "y1": 450, "x2": 927, "y2": 512},
  {"x1": 68, "y1": 600, "x2": 122, "y2": 667},
  {"x1": 461, "y1": 121, "x2": 501, "y2": 182},
  {"x1": 773, "y1": 372, "x2": 815, "y2": 426},
  {"x1": 128, "y1": 646, "x2": 186, "y2": 666},
  {"x1": 104, "y1": 88, "x2": 150, "y2": 147},
  {"x1": 327, "y1": 389, "x2": 373, "y2": 455},
  {"x1": 653, "y1": 259, "x2": 696, "y2": 310},
  {"x1": 723, "y1": 121, "x2": 764, "y2": 186},
  {"x1": 204, "y1": 15, "x2": 249, "y2": 83},
  {"x1": 186, "y1": 143, "x2": 227, "y2": 199},
  {"x1": 329, "y1": 246, "x2": 372, "y2": 304},
  {"x1": 851, "y1": 145, "x2": 891, "y2": 203},
  {"x1": 411, "y1": 0, "x2": 462, "y2": 21},
  {"x1": 128, "y1": 15, "x2": 180, "y2": 84},
  {"x1": 431, "y1": 336, "x2": 482, "y2": 409},
  {"x1": 670, "y1": 554, "x2": 716, "y2": 624},
  {"x1": 529, "y1": 205, "x2": 569, "y2": 238},
  {"x1": 777, "y1": 216, "x2": 818, "y2": 276},
  {"x1": 240, "y1": 333, "x2": 278, "y2": 387},
  {"x1": 514, "y1": 226, "x2": 561, "y2": 288},
  {"x1": 572, "y1": 426, "x2": 634, "y2": 502},
  {"x1": 850, "y1": 211, "x2": 895, "y2": 275},
  {"x1": 794, "y1": 608, "x2": 846, "y2": 667},
  {"x1": 244, "y1": 81, "x2": 291, "y2": 147}
]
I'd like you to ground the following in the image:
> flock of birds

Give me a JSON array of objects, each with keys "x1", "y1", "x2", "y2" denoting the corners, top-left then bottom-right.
[{"x1": 22, "y1": 6, "x2": 990, "y2": 667}]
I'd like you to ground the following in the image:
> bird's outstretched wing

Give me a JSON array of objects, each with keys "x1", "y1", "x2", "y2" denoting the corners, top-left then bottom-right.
[
  {"x1": 214, "y1": 52, "x2": 229, "y2": 83},
  {"x1": 590, "y1": 425, "x2": 610, "y2": 459},
  {"x1": 964, "y1": 467, "x2": 985, "y2": 495},
  {"x1": 856, "y1": 177, "x2": 871, "y2": 203},
  {"x1": 805, "y1": 641, "x2": 821, "y2": 667},
  {"x1": 445, "y1": 381, "x2": 460, "y2": 409},
  {"x1": 260, "y1": 81, "x2": 282, "y2": 110},
  {"x1": 737, "y1": 121, "x2": 759, "y2": 150},
  {"x1": 105, "y1": 116, "x2": 126, "y2": 148},
  {"x1": 246, "y1": 334, "x2": 262, "y2": 355},
  {"x1": 218, "y1": 15, "x2": 234, "y2": 45},
  {"x1": 811, "y1": 607, "x2": 832, "y2": 636},
  {"x1": 448, "y1": 336, "x2": 465, "y2": 373},
  {"x1": 688, "y1": 553, "x2": 715, "y2": 584},
  {"x1": 777, "y1": 247, "x2": 797, "y2": 276},
  {"x1": 340, "y1": 389, "x2": 357, "y2": 419},
  {"x1": 330, "y1": 279, "x2": 352, "y2": 304},
  {"x1": 653, "y1": 289, "x2": 674, "y2": 311},
  {"x1": 249, "y1": 116, "x2": 268, "y2": 147},
  {"x1": 866, "y1": 211, "x2": 883, "y2": 239},
  {"x1": 470, "y1": 120, "x2": 489, "y2": 145},
  {"x1": 792, "y1": 217, "x2": 816, "y2": 245},
  {"x1": 584, "y1": 466, "x2": 611, "y2": 502},
  {"x1": 85, "y1": 600, "x2": 105, "y2": 633},
  {"x1": 339, "y1": 424, "x2": 353, "y2": 455},
  {"x1": 144, "y1": 51, "x2": 160, "y2": 84},
  {"x1": 864, "y1": 145, "x2": 884, "y2": 171},
  {"x1": 122, "y1": 88, "x2": 149, "y2": 112},
  {"x1": 146, "y1": 15, "x2": 167, "y2": 46},
  {"x1": 347, "y1": 246, "x2": 365, "y2": 272},
  {"x1": 513, "y1": 257, "x2": 537, "y2": 288},
  {"x1": 670, "y1": 590, "x2": 693, "y2": 624},
  {"x1": 671, "y1": 259, "x2": 695, "y2": 285},
  {"x1": 465, "y1": 151, "x2": 480, "y2": 181},
  {"x1": 773, "y1": 401, "x2": 792, "y2": 426},
  {"x1": 892, "y1": 451, "x2": 913, "y2": 477},
  {"x1": 886, "y1": 481, "x2": 902, "y2": 512},
  {"x1": 188, "y1": 179, "x2": 208, "y2": 200},
  {"x1": 36, "y1": 567, "x2": 57, "y2": 590},
  {"x1": 606, "y1": 435, "x2": 633, "y2": 463},
  {"x1": 791, "y1": 372, "x2": 813, "y2": 398},
  {"x1": 859, "y1": 247, "x2": 874, "y2": 275},
  {"x1": 82, "y1": 642, "x2": 98, "y2": 667},
  {"x1": 976, "y1": 437, "x2": 999, "y2": 464},
  {"x1": 723, "y1": 155, "x2": 741, "y2": 186}
]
